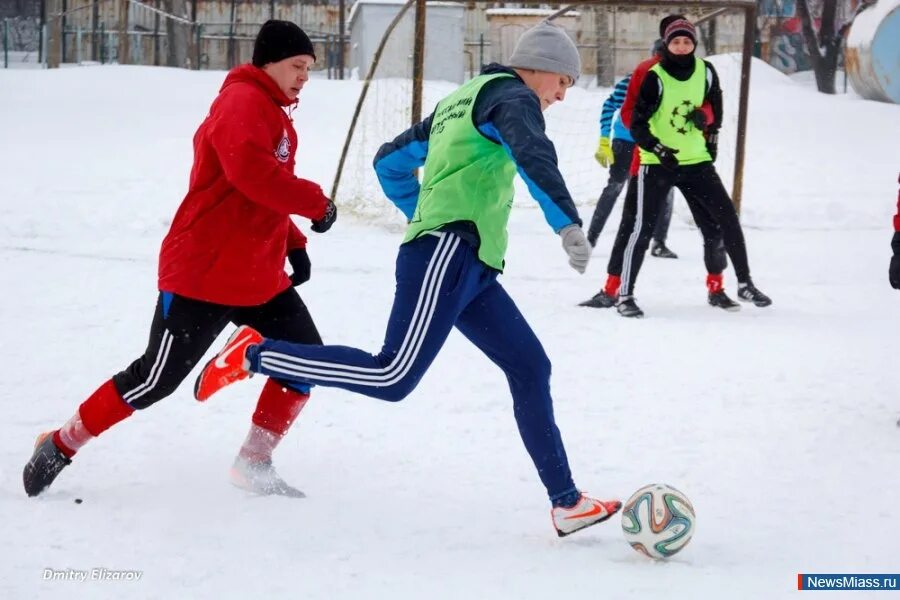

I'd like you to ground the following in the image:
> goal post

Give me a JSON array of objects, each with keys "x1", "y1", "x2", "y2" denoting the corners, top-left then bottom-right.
[{"x1": 332, "y1": 0, "x2": 758, "y2": 224}]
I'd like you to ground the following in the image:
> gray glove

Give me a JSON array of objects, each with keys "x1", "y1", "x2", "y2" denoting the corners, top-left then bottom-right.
[{"x1": 559, "y1": 224, "x2": 591, "y2": 274}]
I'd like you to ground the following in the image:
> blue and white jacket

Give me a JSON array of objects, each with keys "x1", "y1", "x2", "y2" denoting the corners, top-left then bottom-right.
[
  {"x1": 600, "y1": 75, "x2": 634, "y2": 143},
  {"x1": 372, "y1": 63, "x2": 582, "y2": 248}
]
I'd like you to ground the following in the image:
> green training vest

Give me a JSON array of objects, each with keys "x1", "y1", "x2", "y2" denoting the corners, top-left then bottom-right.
[
  {"x1": 403, "y1": 73, "x2": 517, "y2": 271},
  {"x1": 639, "y1": 60, "x2": 711, "y2": 166}
]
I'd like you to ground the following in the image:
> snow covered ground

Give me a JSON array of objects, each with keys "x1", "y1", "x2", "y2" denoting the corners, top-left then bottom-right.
[{"x1": 1, "y1": 63, "x2": 898, "y2": 599}]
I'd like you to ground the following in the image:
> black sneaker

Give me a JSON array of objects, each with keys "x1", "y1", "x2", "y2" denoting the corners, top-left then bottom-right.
[
  {"x1": 616, "y1": 296, "x2": 644, "y2": 318},
  {"x1": 708, "y1": 290, "x2": 741, "y2": 312},
  {"x1": 737, "y1": 282, "x2": 772, "y2": 307},
  {"x1": 579, "y1": 291, "x2": 617, "y2": 308},
  {"x1": 650, "y1": 242, "x2": 678, "y2": 259},
  {"x1": 23, "y1": 431, "x2": 72, "y2": 497}
]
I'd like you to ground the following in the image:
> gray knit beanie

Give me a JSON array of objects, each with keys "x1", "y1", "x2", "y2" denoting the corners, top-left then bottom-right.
[{"x1": 507, "y1": 21, "x2": 581, "y2": 83}]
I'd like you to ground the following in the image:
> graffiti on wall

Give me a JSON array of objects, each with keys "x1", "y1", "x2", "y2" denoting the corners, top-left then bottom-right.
[{"x1": 759, "y1": 0, "x2": 859, "y2": 73}]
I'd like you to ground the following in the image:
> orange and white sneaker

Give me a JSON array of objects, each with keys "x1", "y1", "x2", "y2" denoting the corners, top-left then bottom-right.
[
  {"x1": 551, "y1": 493, "x2": 622, "y2": 537},
  {"x1": 194, "y1": 326, "x2": 263, "y2": 402}
]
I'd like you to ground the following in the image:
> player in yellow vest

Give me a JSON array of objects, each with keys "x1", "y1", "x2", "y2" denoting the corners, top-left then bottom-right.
[{"x1": 599, "y1": 18, "x2": 772, "y2": 318}]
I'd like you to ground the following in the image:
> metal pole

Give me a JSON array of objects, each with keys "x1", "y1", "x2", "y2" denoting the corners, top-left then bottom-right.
[
  {"x1": 39, "y1": 0, "x2": 45, "y2": 63},
  {"x1": 195, "y1": 23, "x2": 201, "y2": 70},
  {"x1": 3, "y1": 19, "x2": 8, "y2": 69},
  {"x1": 479, "y1": 33, "x2": 483, "y2": 71},
  {"x1": 338, "y1": 0, "x2": 345, "y2": 79},
  {"x1": 100, "y1": 21, "x2": 105, "y2": 64},
  {"x1": 191, "y1": 0, "x2": 198, "y2": 69},
  {"x1": 91, "y1": 0, "x2": 99, "y2": 61},
  {"x1": 61, "y1": 0, "x2": 66, "y2": 62},
  {"x1": 410, "y1": 0, "x2": 426, "y2": 125},
  {"x1": 732, "y1": 3, "x2": 756, "y2": 214},
  {"x1": 228, "y1": 0, "x2": 236, "y2": 69},
  {"x1": 269, "y1": 0, "x2": 275, "y2": 20},
  {"x1": 152, "y1": 0, "x2": 160, "y2": 65}
]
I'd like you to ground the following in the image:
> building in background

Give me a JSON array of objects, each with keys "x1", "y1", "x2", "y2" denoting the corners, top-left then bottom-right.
[{"x1": 349, "y1": 0, "x2": 464, "y2": 83}]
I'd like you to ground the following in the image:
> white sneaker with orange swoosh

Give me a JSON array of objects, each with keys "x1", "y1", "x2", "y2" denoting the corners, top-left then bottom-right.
[
  {"x1": 551, "y1": 493, "x2": 623, "y2": 537},
  {"x1": 194, "y1": 325, "x2": 263, "y2": 402}
]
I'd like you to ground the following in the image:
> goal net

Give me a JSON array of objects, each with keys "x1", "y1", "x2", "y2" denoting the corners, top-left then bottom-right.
[{"x1": 333, "y1": 0, "x2": 755, "y2": 227}]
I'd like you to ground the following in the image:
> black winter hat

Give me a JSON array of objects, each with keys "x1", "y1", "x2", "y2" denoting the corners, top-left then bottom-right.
[{"x1": 252, "y1": 20, "x2": 316, "y2": 67}]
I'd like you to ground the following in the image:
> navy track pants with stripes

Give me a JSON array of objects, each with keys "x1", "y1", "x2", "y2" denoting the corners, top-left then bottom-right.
[{"x1": 247, "y1": 232, "x2": 578, "y2": 502}]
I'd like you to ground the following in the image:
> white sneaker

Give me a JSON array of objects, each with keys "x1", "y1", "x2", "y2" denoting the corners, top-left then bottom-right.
[
  {"x1": 551, "y1": 494, "x2": 622, "y2": 537},
  {"x1": 229, "y1": 456, "x2": 305, "y2": 498}
]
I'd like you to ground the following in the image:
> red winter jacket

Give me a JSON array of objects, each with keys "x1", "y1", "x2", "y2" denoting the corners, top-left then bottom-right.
[
  {"x1": 894, "y1": 174, "x2": 900, "y2": 232},
  {"x1": 158, "y1": 64, "x2": 328, "y2": 306}
]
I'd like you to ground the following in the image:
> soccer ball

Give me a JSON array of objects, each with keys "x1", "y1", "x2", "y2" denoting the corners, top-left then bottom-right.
[{"x1": 621, "y1": 483, "x2": 695, "y2": 559}]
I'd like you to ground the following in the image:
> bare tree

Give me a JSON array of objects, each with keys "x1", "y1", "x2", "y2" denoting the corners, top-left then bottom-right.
[{"x1": 795, "y1": 0, "x2": 842, "y2": 94}]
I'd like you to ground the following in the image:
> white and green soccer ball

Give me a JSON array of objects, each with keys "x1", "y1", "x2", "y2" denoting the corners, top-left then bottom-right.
[{"x1": 621, "y1": 483, "x2": 695, "y2": 559}]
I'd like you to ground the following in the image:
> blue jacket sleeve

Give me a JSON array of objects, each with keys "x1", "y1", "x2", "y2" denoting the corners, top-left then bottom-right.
[
  {"x1": 473, "y1": 79, "x2": 582, "y2": 232},
  {"x1": 372, "y1": 113, "x2": 433, "y2": 219},
  {"x1": 599, "y1": 75, "x2": 630, "y2": 138}
]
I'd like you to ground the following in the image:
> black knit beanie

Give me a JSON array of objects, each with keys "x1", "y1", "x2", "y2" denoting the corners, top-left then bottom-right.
[{"x1": 252, "y1": 20, "x2": 316, "y2": 67}]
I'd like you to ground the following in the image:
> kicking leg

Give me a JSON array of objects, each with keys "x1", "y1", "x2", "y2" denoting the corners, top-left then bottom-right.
[
  {"x1": 455, "y1": 281, "x2": 621, "y2": 535},
  {"x1": 196, "y1": 233, "x2": 483, "y2": 402}
]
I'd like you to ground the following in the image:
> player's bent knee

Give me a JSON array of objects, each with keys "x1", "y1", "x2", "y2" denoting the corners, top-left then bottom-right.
[
  {"x1": 372, "y1": 378, "x2": 419, "y2": 402},
  {"x1": 511, "y1": 352, "x2": 552, "y2": 384}
]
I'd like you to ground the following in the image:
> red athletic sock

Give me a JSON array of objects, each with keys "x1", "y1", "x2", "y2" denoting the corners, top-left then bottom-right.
[
  {"x1": 240, "y1": 379, "x2": 309, "y2": 462},
  {"x1": 707, "y1": 273, "x2": 724, "y2": 294},
  {"x1": 55, "y1": 379, "x2": 134, "y2": 457},
  {"x1": 251, "y1": 379, "x2": 309, "y2": 438},
  {"x1": 604, "y1": 275, "x2": 621, "y2": 297}
]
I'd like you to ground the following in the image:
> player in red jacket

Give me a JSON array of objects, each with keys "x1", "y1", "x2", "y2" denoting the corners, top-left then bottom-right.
[
  {"x1": 23, "y1": 20, "x2": 336, "y2": 498},
  {"x1": 890, "y1": 174, "x2": 900, "y2": 289}
]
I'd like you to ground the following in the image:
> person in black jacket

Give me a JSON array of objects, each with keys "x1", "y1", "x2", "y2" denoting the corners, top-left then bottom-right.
[{"x1": 592, "y1": 18, "x2": 772, "y2": 318}]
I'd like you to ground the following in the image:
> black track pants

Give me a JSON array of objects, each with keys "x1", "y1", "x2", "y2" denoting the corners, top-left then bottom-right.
[
  {"x1": 607, "y1": 162, "x2": 749, "y2": 296},
  {"x1": 112, "y1": 288, "x2": 321, "y2": 410}
]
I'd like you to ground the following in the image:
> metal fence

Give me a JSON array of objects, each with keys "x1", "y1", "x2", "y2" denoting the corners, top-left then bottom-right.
[
  {"x1": 29, "y1": 0, "x2": 348, "y2": 73},
  {"x1": 2, "y1": 16, "x2": 42, "y2": 67}
]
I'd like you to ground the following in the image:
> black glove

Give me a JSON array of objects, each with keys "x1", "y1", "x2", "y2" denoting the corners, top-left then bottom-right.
[
  {"x1": 890, "y1": 232, "x2": 900, "y2": 290},
  {"x1": 652, "y1": 143, "x2": 680, "y2": 171},
  {"x1": 706, "y1": 131, "x2": 718, "y2": 163},
  {"x1": 688, "y1": 108, "x2": 708, "y2": 131},
  {"x1": 287, "y1": 248, "x2": 311, "y2": 286},
  {"x1": 311, "y1": 199, "x2": 337, "y2": 233}
]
